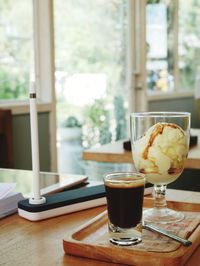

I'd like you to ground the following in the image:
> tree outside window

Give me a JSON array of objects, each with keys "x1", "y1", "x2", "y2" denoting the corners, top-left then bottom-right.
[{"x1": 0, "y1": 0, "x2": 33, "y2": 100}]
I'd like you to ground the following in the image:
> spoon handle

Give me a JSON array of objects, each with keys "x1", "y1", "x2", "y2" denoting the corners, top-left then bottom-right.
[{"x1": 143, "y1": 223, "x2": 192, "y2": 247}]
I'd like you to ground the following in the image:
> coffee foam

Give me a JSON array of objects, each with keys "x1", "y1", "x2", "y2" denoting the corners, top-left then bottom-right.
[{"x1": 105, "y1": 177, "x2": 145, "y2": 189}]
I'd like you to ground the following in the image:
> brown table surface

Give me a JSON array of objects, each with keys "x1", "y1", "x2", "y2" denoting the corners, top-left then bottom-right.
[
  {"x1": 0, "y1": 189, "x2": 200, "y2": 266},
  {"x1": 82, "y1": 129, "x2": 200, "y2": 170}
]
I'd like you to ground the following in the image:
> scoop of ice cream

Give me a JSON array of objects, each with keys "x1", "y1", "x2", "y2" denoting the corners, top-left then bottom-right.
[{"x1": 133, "y1": 123, "x2": 188, "y2": 185}]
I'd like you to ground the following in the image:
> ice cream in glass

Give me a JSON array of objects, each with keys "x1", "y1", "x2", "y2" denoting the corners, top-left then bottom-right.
[{"x1": 130, "y1": 112, "x2": 190, "y2": 224}]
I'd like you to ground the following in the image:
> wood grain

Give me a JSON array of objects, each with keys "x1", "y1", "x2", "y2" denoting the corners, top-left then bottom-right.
[
  {"x1": 0, "y1": 189, "x2": 200, "y2": 266},
  {"x1": 63, "y1": 201, "x2": 200, "y2": 266}
]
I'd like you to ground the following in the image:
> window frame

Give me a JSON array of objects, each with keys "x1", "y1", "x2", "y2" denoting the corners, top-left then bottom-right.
[
  {"x1": 0, "y1": 0, "x2": 196, "y2": 170},
  {"x1": 0, "y1": 0, "x2": 57, "y2": 171},
  {"x1": 0, "y1": 0, "x2": 196, "y2": 110},
  {"x1": 0, "y1": 0, "x2": 55, "y2": 108}
]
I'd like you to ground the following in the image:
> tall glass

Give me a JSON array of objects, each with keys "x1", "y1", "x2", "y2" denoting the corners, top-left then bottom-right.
[{"x1": 130, "y1": 112, "x2": 190, "y2": 224}]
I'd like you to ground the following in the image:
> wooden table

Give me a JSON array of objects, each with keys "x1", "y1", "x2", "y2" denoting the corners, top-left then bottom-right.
[
  {"x1": 82, "y1": 129, "x2": 200, "y2": 170},
  {"x1": 0, "y1": 189, "x2": 200, "y2": 266}
]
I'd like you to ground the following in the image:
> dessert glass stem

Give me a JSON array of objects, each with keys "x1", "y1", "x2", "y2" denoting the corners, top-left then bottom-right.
[
  {"x1": 153, "y1": 184, "x2": 167, "y2": 209},
  {"x1": 143, "y1": 183, "x2": 184, "y2": 223}
]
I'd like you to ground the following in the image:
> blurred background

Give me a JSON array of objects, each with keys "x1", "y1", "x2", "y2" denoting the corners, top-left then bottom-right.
[{"x1": 0, "y1": 0, "x2": 200, "y2": 182}]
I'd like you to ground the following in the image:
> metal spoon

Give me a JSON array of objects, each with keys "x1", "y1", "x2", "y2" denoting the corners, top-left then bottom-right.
[{"x1": 142, "y1": 222, "x2": 192, "y2": 247}]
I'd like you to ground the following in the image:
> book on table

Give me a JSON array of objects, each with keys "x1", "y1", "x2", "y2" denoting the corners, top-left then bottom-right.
[{"x1": 0, "y1": 183, "x2": 24, "y2": 219}]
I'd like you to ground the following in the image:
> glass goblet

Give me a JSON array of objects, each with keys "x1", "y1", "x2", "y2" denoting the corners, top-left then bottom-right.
[{"x1": 130, "y1": 112, "x2": 190, "y2": 224}]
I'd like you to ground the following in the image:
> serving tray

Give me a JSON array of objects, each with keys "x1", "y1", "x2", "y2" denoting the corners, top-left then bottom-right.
[{"x1": 63, "y1": 200, "x2": 200, "y2": 266}]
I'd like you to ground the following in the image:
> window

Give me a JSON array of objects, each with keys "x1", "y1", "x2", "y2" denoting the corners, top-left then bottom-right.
[
  {"x1": 54, "y1": 0, "x2": 128, "y2": 146},
  {"x1": 1, "y1": 0, "x2": 198, "y2": 101},
  {"x1": 179, "y1": 0, "x2": 200, "y2": 90},
  {"x1": 0, "y1": 0, "x2": 33, "y2": 101},
  {"x1": 54, "y1": 0, "x2": 129, "y2": 174},
  {"x1": 146, "y1": 0, "x2": 200, "y2": 94},
  {"x1": 146, "y1": 1, "x2": 174, "y2": 92},
  {"x1": 1, "y1": 0, "x2": 198, "y2": 173}
]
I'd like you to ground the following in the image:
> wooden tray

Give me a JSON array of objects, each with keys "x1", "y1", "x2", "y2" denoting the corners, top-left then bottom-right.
[{"x1": 63, "y1": 200, "x2": 200, "y2": 266}]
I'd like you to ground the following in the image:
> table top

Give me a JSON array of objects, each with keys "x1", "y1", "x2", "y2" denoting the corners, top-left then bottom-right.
[
  {"x1": 82, "y1": 129, "x2": 200, "y2": 170},
  {"x1": 0, "y1": 168, "x2": 88, "y2": 197},
  {"x1": 0, "y1": 189, "x2": 200, "y2": 266}
]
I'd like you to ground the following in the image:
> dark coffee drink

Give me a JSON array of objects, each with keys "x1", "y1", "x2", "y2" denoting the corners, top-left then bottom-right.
[{"x1": 105, "y1": 177, "x2": 144, "y2": 228}]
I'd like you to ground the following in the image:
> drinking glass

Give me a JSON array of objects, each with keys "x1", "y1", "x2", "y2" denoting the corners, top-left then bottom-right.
[
  {"x1": 130, "y1": 112, "x2": 190, "y2": 224},
  {"x1": 104, "y1": 172, "x2": 145, "y2": 246}
]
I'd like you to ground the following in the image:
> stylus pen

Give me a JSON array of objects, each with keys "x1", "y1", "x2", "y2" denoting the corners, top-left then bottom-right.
[{"x1": 29, "y1": 82, "x2": 46, "y2": 204}]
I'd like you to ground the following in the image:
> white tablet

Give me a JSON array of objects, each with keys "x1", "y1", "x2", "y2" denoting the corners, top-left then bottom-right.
[
  {"x1": 0, "y1": 168, "x2": 88, "y2": 198},
  {"x1": 40, "y1": 173, "x2": 88, "y2": 195}
]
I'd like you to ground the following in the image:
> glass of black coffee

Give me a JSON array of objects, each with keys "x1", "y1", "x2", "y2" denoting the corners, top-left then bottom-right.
[{"x1": 104, "y1": 172, "x2": 145, "y2": 246}]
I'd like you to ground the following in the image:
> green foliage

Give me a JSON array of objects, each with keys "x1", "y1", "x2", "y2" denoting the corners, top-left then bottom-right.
[
  {"x1": 147, "y1": 0, "x2": 160, "y2": 3},
  {"x1": 1, "y1": 0, "x2": 128, "y2": 147},
  {"x1": 55, "y1": 0, "x2": 128, "y2": 147},
  {"x1": 179, "y1": 0, "x2": 200, "y2": 89},
  {"x1": 82, "y1": 99, "x2": 112, "y2": 147},
  {"x1": 82, "y1": 96, "x2": 127, "y2": 148},
  {"x1": 114, "y1": 96, "x2": 127, "y2": 140},
  {"x1": 0, "y1": 0, "x2": 32, "y2": 100},
  {"x1": 62, "y1": 116, "x2": 82, "y2": 128},
  {"x1": 0, "y1": 67, "x2": 28, "y2": 99},
  {"x1": 147, "y1": 0, "x2": 200, "y2": 91}
]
